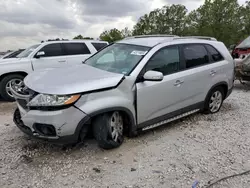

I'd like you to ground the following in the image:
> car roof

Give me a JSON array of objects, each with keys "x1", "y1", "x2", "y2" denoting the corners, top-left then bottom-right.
[
  {"x1": 117, "y1": 35, "x2": 218, "y2": 47},
  {"x1": 42, "y1": 40, "x2": 108, "y2": 44},
  {"x1": 117, "y1": 35, "x2": 178, "y2": 47}
]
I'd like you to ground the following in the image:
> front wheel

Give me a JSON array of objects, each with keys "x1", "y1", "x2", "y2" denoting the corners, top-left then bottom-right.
[
  {"x1": 0, "y1": 74, "x2": 25, "y2": 101},
  {"x1": 203, "y1": 87, "x2": 224, "y2": 114},
  {"x1": 93, "y1": 111, "x2": 124, "y2": 149}
]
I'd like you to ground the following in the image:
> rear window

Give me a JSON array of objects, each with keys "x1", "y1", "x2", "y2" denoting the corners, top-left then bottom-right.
[
  {"x1": 205, "y1": 45, "x2": 224, "y2": 62},
  {"x1": 183, "y1": 44, "x2": 209, "y2": 69},
  {"x1": 64, "y1": 43, "x2": 91, "y2": 55},
  {"x1": 91, "y1": 43, "x2": 108, "y2": 51}
]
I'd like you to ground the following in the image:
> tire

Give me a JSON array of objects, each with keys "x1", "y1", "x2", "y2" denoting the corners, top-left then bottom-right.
[
  {"x1": 203, "y1": 86, "x2": 225, "y2": 114},
  {"x1": 93, "y1": 111, "x2": 124, "y2": 149},
  {"x1": 0, "y1": 74, "x2": 25, "y2": 101}
]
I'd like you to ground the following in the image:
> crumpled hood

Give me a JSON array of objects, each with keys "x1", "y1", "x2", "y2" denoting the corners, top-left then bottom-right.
[{"x1": 24, "y1": 64, "x2": 124, "y2": 95}]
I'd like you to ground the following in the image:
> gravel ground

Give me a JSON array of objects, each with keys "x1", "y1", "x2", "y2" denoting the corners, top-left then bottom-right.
[{"x1": 1, "y1": 83, "x2": 250, "y2": 188}]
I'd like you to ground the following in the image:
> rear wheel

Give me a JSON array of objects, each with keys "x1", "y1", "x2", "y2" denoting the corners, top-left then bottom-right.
[
  {"x1": 0, "y1": 74, "x2": 25, "y2": 101},
  {"x1": 203, "y1": 87, "x2": 224, "y2": 114},
  {"x1": 93, "y1": 111, "x2": 124, "y2": 149}
]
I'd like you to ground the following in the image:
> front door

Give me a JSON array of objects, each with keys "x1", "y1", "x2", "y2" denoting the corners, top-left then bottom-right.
[
  {"x1": 136, "y1": 45, "x2": 185, "y2": 125},
  {"x1": 32, "y1": 43, "x2": 67, "y2": 70}
]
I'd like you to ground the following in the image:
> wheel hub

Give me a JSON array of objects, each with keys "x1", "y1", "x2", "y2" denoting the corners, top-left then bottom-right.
[
  {"x1": 110, "y1": 112, "x2": 123, "y2": 142},
  {"x1": 6, "y1": 79, "x2": 25, "y2": 97}
]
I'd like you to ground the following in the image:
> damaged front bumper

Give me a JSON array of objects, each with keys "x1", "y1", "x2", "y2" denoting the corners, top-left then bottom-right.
[{"x1": 11, "y1": 88, "x2": 89, "y2": 144}]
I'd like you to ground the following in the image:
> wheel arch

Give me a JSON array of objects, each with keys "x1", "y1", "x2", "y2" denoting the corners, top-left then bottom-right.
[
  {"x1": 206, "y1": 82, "x2": 228, "y2": 101},
  {"x1": 0, "y1": 71, "x2": 28, "y2": 82},
  {"x1": 74, "y1": 106, "x2": 137, "y2": 141},
  {"x1": 89, "y1": 107, "x2": 137, "y2": 137}
]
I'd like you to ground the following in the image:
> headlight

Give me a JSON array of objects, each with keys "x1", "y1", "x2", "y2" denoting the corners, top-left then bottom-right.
[{"x1": 27, "y1": 94, "x2": 81, "y2": 107}]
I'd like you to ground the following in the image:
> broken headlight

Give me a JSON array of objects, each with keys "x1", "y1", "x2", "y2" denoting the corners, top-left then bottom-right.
[{"x1": 27, "y1": 94, "x2": 80, "y2": 107}]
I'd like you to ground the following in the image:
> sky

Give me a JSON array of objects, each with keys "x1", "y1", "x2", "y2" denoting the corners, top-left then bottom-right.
[{"x1": 0, "y1": 0, "x2": 246, "y2": 51}]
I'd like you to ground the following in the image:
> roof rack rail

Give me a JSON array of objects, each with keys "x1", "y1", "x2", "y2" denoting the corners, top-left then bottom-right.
[
  {"x1": 41, "y1": 38, "x2": 69, "y2": 43},
  {"x1": 174, "y1": 36, "x2": 217, "y2": 41},
  {"x1": 125, "y1": 34, "x2": 179, "y2": 39}
]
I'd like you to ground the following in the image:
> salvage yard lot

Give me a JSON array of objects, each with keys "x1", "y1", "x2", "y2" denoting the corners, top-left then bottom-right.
[{"x1": 1, "y1": 82, "x2": 250, "y2": 188}]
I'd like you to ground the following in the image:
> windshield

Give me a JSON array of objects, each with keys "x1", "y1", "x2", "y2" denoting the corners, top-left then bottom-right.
[
  {"x1": 85, "y1": 43, "x2": 150, "y2": 75},
  {"x1": 237, "y1": 36, "x2": 250, "y2": 49},
  {"x1": 17, "y1": 44, "x2": 40, "y2": 58}
]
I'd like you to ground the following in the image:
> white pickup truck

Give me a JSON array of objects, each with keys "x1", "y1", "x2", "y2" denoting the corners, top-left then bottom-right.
[{"x1": 0, "y1": 40, "x2": 108, "y2": 101}]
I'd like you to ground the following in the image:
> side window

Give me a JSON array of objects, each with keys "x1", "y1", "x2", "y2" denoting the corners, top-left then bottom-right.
[
  {"x1": 183, "y1": 44, "x2": 209, "y2": 69},
  {"x1": 146, "y1": 46, "x2": 180, "y2": 75},
  {"x1": 39, "y1": 43, "x2": 64, "y2": 57},
  {"x1": 64, "y1": 43, "x2": 91, "y2": 55},
  {"x1": 91, "y1": 43, "x2": 108, "y2": 51},
  {"x1": 205, "y1": 44, "x2": 224, "y2": 62}
]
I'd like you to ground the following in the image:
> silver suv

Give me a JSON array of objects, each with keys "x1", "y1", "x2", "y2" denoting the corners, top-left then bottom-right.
[{"x1": 12, "y1": 35, "x2": 234, "y2": 149}]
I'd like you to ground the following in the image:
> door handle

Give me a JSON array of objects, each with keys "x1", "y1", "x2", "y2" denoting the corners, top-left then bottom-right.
[
  {"x1": 210, "y1": 70, "x2": 217, "y2": 76},
  {"x1": 174, "y1": 80, "x2": 184, "y2": 86},
  {"x1": 58, "y1": 60, "x2": 66, "y2": 63}
]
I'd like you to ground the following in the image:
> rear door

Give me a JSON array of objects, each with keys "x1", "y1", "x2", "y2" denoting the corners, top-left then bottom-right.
[
  {"x1": 178, "y1": 43, "x2": 226, "y2": 107},
  {"x1": 63, "y1": 42, "x2": 92, "y2": 65},
  {"x1": 32, "y1": 43, "x2": 67, "y2": 70}
]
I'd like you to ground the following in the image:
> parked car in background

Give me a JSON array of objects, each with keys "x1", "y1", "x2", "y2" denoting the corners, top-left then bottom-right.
[
  {"x1": 0, "y1": 49, "x2": 25, "y2": 59},
  {"x1": 0, "y1": 39, "x2": 108, "y2": 101},
  {"x1": 232, "y1": 36, "x2": 250, "y2": 59},
  {"x1": 12, "y1": 35, "x2": 234, "y2": 149}
]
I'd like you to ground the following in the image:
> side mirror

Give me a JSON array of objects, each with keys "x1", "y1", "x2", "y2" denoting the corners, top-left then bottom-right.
[
  {"x1": 143, "y1": 70, "x2": 163, "y2": 81},
  {"x1": 35, "y1": 51, "x2": 45, "y2": 58}
]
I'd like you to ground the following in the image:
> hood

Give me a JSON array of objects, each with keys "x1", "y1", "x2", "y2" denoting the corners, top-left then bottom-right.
[
  {"x1": 0, "y1": 57, "x2": 28, "y2": 64},
  {"x1": 24, "y1": 64, "x2": 125, "y2": 95}
]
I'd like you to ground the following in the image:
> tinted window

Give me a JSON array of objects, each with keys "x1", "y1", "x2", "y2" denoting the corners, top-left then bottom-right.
[
  {"x1": 64, "y1": 43, "x2": 91, "y2": 55},
  {"x1": 146, "y1": 46, "x2": 179, "y2": 75},
  {"x1": 40, "y1": 43, "x2": 64, "y2": 57},
  {"x1": 205, "y1": 45, "x2": 224, "y2": 62},
  {"x1": 92, "y1": 43, "x2": 108, "y2": 51},
  {"x1": 184, "y1": 44, "x2": 209, "y2": 69}
]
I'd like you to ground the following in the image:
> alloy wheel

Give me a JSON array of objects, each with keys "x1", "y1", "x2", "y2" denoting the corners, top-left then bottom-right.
[
  {"x1": 209, "y1": 91, "x2": 223, "y2": 113},
  {"x1": 110, "y1": 111, "x2": 123, "y2": 142},
  {"x1": 5, "y1": 79, "x2": 25, "y2": 98}
]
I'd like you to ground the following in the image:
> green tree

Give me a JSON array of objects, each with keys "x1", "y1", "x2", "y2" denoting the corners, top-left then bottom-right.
[
  {"x1": 73, "y1": 35, "x2": 94, "y2": 40},
  {"x1": 99, "y1": 28, "x2": 124, "y2": 43},
  {"x1": 73, "y1": 35, "x2": 84, "y2": 39},
  {"x1": 238, "y1": 1, "x2": 250, "y2": 40},
  {"x1": 133, "y1": 4, "x2": 188, "y2": 36},
  {"x1": 189, "y1": 0, "x2": 241, "y2": 46},
  {"x1": 121, "y1": 27, "x2": 132, "y2": 38}
]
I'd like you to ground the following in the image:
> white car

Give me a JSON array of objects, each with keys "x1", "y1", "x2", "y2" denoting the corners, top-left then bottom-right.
[{"x1": 0, "y1": 40, "x2": 108, "y2": 101}]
